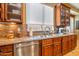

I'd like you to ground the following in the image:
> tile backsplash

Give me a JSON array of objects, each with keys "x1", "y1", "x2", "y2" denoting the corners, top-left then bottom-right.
[{"x1": 0, "y1": 22, "x2": 18, "y2": 38}]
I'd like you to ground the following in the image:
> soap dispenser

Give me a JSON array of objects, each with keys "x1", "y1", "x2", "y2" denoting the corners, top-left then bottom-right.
[{"x1": 29, "y1": 27, "x2": 33, "y2": 37}]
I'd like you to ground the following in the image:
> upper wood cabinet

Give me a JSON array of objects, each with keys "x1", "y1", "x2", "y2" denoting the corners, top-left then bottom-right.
[
  {"x1": 0, "y1": 3, "x2": 23, "y2": 24},
  {"x1": 55, "y1": 4, "x2": 70, "y2": 27},
  {"x1": 4, "y1": 3, "x2": 23, "y2": 23}
]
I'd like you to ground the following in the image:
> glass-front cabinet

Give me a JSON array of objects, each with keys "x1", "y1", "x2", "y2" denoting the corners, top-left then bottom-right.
[{"x1": 4, "y1": 3, "x2": 22, "y2": 23}]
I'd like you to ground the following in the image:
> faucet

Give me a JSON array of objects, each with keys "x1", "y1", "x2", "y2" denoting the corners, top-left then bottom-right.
[{"x1": 41, "y1": 25, "x2": 53, "y2": 36}]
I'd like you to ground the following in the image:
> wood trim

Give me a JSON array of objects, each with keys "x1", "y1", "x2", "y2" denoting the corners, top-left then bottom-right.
[
  {"x1": 1, "y1": 4, "x2": 4, "y2": 21},
  {"x1": 21, "y1": 3, "x2": 26, "y2": 37},
  {"x1": 55, "y1": 4, "x2": 61, "y2": 26},
  {"x1": 70, "y1": 14, "x2": 76, "y2": 33},
  {"x1": 4, "y1": 3, "x2": 8, "y2": 21}
]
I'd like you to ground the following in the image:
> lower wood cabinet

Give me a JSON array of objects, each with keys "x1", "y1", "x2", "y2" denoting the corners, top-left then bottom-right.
[
  {"x1": 42, "y1": 45, "x2": 53, "y2": 56},
  {"x1": 62, "y1": 36, "x2": 69, "y2": 55},
  {"x1": 41, "y1": 38, "x2": 62, "y2": 56},
  {"x1": 71, "y1": 35, "x2": 77, "y2": 50},
  {"x1": 0, "y1": 35, "x2": 77, "y2": 56},
  {"x1": 40, "y1": 34, "x2": 77, "y2": 56},
  {"x1": 0, "y1": 44, "x2": 14, "y2": 56},
  {"x1": 53, "y1": 37, "x2": 62, "y2": 56},
  {"x1": 41, "y1": 39, "x2": 53, "y2": 56}
]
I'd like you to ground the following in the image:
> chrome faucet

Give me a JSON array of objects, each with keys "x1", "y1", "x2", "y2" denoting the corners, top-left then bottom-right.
[{"x1": 41, "y1": 25, "x2": 53, "y2": 36}]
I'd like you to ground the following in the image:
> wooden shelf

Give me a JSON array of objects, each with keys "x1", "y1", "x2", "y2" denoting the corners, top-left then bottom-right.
[
  {"x1": 5, "y1": 20, "x2": 22, "y2": 24},
  {"x1": 8, "y1": 12, "x2": 21, "y2": 16},
  {"x1": 8, "y1": 4, "x2": 20, "y2": 10}
]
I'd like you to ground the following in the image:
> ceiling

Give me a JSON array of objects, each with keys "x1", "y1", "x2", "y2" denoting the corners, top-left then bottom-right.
[
  {"x1": 69, "y1": 3, "x2": 79, "y2": 15},
  {"x1": 70, "y1": 3, "x2": 79, "y2": 9},
  {"x1": 42, "y1": 3, "x2": 79, "y2": 15}
]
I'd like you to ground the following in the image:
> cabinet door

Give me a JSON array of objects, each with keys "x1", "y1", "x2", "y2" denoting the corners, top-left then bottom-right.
[
  {"x1": 4, "y1": 3, "x2": 22, "y2": 23},
  {"x1": 62, "y1": 36, "x2": 69, "y2": 55},
  {"x1": 41, "y1": 39, "x2": 53, "y2": 56},
  {"x1": 68, "y1": 36, "x2": 72, "y2": 51},
  {"x1": 71, "y1": 35, "x2": 77, "y2": 50},
  {"x1": 42, "y1": 45, "x2": 53, "y2": 56},
  {"x1": 0, "y1": 4, "x2": 4, "y2": 21},
  {"x1": 0, "y1": 44, "x2": 14, "y2": 56},
  {"x1": 53, "y1": 43, "x2": 62, "y2": 56},
  {"x1": 53, "y1": 38, "x2": 62, "y2": 56}
]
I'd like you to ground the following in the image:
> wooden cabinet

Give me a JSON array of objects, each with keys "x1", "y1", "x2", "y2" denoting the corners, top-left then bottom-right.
[
  {"x1": 68, "y1": 35, "x2": 72, "y2": 51},
  {"x1": 62, "y1": 35, "x2": 77, "y2": 55},
  {"x1": 40, "y1": 37, "x2": 62, "y2": 56},
  {"x1": 39, "y1": 34, "x2": 77, "y2": 56},
  {"x1": 55, "y1": 4, "x2": 70, "y2": 27},
  {"x1": 42, "y1": 45, "x2": 53, "y2": 56},
  {"x1": 71, "y1": 35, "x2": 77, "y2": 50},
  {"x1": 53, "y1": 37, "x2": 62, "y2": 56},
  {"x1": 0, "y1": 3, "x2": 24, "y2": 24},
  {"x1": 62, "y1": 36, "x2": 69, "y2": 55},
  {"x1": 0, "y1": 4, "x2": 4, "y2": 21},
  {"x1": 41, "y1": 39, "x2": 54, "y2": 56},
  {"x1": 4, "y1": 3, "x2": 23, "y2": 23},
  {"x1": 0, "y1": 44, "x2": 14, "y2": 56}
]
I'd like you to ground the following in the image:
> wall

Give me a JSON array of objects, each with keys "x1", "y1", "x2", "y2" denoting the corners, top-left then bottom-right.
[
  {"x1": 26, "y1": 3, "x2": 55, "y2": 31},
  {"x1": 75, "y1": 15, "x2": 79, "y2": 40}
]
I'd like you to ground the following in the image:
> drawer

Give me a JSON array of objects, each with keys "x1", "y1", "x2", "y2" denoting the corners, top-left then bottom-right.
[
  {"x1": 0, "y1": 44, "x2": 13, "y2": 53},
  {"x1": 42, "y1": 39, "x2": 53, "y2": 45},
  {"x1": 0, "y1": 52, "x2": 13, "y2": 56},
  {"x1": 62, "y1": 36, "x2": 69, "y2": 41},
  {"x1": 53, "y1": 37, "x2": 61, "y2": 43}
]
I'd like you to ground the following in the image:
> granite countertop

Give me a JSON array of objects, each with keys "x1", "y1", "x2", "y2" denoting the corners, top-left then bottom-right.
[{"x1": 0, "y1": 33, "x2": 76, "y2": 46}]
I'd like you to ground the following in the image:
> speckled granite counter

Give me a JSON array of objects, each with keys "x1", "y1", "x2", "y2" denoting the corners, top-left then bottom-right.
[{"x1": 0, "y1": 33, "x2": 76, "y2": 46}]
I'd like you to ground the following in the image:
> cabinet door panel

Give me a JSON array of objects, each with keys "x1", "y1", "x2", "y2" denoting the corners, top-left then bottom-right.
[
  {"x1": 71, "y1": 35, "x2": 77, "y2": 50},
  {"x1": 4, "y1": 3, "x2": 22, "y2": 23},
  {"x1": 62, "y1": 36, "x2": 69, "y2": 55},
  {"x1": 68, "y1": 38, "x2": 72, "y2": 51},
  {"x1": 42, "y1": 45, "x2": 53, "y2": 56},
  {"x1": 0, "y1": 52, "x2": 13, "y2": 56},
  {"x1": 42, "y1": 39, "x2": 53, "y2": 45},
  {"x1": 53, "y1": 38, "x2": 62, "y2": 56},
  {"x1": 53, "y1": 43, "x2": 62, "y2": 56}
]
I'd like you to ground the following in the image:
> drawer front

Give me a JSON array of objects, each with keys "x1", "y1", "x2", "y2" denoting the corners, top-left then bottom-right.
[
  {"x1": 54, "y1": 37, "x2": 61, "y2": 43},
  {"x1": 0, "y1": 52, "x2": 13, "y2": 56},
  {"x1": 0, "y1": 44, "x2": 13, "y2": 53},
  {"x1": 42, "y1": 39, "x2": 53, "y2": 45}
]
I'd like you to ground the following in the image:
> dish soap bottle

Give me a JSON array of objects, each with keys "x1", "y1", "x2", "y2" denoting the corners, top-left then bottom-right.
[{"x1": 29, "y1": 27, "x2": 33, "y2": 37}]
